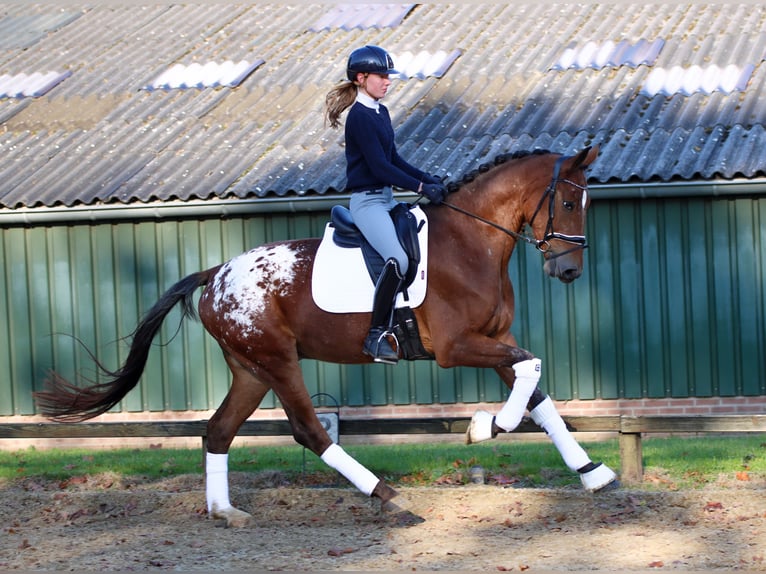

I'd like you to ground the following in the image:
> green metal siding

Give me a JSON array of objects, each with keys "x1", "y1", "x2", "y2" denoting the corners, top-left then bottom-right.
[
  {"x1": 1, "y1": 195, "x2": 765, "y2": 416},
  {"x1": 511, "y1": 196, "x2": 766, "y2": 401}
]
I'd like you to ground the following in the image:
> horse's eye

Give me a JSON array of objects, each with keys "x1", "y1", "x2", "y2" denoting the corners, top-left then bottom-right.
[{"x1": 562, "y1": 200, "x2": 575, "y2": 211}]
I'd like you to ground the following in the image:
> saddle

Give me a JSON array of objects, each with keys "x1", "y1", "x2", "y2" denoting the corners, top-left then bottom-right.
[
  {"x1": 328, "y1": 202, "x2": 432, "y2": 361},
  {"x1": 330, "y1": 202, "x2": 424, "y2": 297}
]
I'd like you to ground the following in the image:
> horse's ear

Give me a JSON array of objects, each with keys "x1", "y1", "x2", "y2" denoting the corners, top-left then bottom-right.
[{"x1": 569, "y1": 146, "x2": 600, "y2": 171}]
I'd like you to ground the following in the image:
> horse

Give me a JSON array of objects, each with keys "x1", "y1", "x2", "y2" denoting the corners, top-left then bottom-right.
[{"x1": 34, "y1": 146, "x2": 617, "y2": 528}]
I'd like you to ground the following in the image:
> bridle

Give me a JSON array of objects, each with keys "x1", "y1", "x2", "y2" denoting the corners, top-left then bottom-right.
[{"x1": 440, "y1": 154, "x2": 589, "y2": 260}]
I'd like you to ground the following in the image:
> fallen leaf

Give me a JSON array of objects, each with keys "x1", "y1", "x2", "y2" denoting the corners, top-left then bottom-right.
[
  {"x1": 648, "y1": 560, "x2": 664, "y2": 568},
  {"x1": 704, "y1": 501, "x2": 723, "y2": 512},
  {"x1": 327, "y1": 547, "x2": 356, "y2": 557},
  {"x1": 489, "y1": 473, "x2": 519, "y2": 486},
  {"x1": 736, "y1": 471, "x2": 750, "y2": 481}
]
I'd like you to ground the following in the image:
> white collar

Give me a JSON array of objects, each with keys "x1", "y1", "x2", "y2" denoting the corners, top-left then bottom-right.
[{"x1": 356, "y1": 91, "x2": 380, "y2": 113}]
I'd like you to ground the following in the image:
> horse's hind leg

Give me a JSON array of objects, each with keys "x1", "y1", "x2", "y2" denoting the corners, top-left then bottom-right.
[
  {"x1": 205, "y1": 353, "x2": 270, "y2": 528},
  {"x1": 260, "y1": 358, "x2": 402, "y2": 509}
]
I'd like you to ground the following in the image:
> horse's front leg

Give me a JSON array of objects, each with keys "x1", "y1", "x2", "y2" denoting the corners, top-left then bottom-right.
[
  {"x1": 435, "y1": 331, "x2": 542, "y2": 439},
  {"x1": 466, "y1": 372, "x2": 617, "y2": 492},
  {"x1": 524, "y1": 388, "x2": 618, "y2": 491},
  {"x1": 465, "y1": 359, "x2": 618, "y2": 492}
]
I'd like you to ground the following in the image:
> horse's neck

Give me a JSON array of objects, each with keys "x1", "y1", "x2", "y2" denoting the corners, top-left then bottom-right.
[
  {"x1": 435, "y1": 184, "x2": 521, "y2": 271},
  {"x1": 456, "y1": 170, "x2": 529, "y2": 236}
]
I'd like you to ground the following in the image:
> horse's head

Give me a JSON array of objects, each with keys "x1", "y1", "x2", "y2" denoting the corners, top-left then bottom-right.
[{"x1": 526, "y1": 147, "x2": 599, "y2": 284}]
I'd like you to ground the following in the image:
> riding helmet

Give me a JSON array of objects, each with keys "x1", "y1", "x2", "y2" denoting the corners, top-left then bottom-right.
[{"x1": 346, "y1": 45, "x2": 401, "y2": 81}]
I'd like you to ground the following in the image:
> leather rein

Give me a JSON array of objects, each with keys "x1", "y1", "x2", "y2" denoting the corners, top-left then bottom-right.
[{"x1": 440, "y1": 154, "x2": 589, "y2": 259}]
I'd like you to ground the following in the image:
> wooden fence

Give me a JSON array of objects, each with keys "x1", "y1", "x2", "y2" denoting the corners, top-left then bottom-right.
[{"x1": 2, "y1": 415, "x2": 765, "y2": 483}]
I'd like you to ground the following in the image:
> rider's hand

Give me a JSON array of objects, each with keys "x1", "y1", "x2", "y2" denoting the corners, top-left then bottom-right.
[
  {"x1": 420, "y1": 182, "x2": 447, "y2": 205},
  {"x1": 422, "y1": 174, "x2": 443, "y2": 185}
]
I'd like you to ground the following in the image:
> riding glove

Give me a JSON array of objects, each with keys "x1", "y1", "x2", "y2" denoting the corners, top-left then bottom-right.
[{"x1": 420, "y1": 182, "x2": 447, "y2": 204}]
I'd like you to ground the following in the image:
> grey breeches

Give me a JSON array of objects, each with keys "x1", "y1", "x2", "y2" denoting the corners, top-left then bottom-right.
[{"x1": 349, "y1": 187, "x2": 409, "y2": 275}]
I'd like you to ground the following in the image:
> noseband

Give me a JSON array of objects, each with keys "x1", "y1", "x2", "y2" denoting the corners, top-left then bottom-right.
[{"x1": 441, "y1": 154, "x2": 589, "y2": 260}]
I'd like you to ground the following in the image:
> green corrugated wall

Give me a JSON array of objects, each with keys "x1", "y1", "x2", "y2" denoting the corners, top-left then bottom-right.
[{"x1": 1, "y1": 195, "x2": 764, "y2": 416}]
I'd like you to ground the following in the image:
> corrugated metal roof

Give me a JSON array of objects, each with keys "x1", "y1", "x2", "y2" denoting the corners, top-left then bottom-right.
[
  {"x1": 0, "y1": 70, "x2": 72, "y2": 98},
  {"x1": 551, "y1": 39, "x2": 665, "y2": 70},
  {"x1": 145, "y1": 60, "x2": 265, "y2": 90},
  {"x1": 392, "y1": 49, "x2": 462, "y2": 79},
  {"x1": 642, "y1": 64, "x2": 755, "y2": 97},
  {"x1": 1, "y1": 3, "x2": 766, "y2": 209},
  {"x1": 308, "y1": 3, "x2": 416, "y2": 32}
]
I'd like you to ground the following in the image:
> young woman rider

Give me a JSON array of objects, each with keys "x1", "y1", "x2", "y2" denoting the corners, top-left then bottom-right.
[{"x1": 325, "y1": 45, "x2": 447, "y2": 365}]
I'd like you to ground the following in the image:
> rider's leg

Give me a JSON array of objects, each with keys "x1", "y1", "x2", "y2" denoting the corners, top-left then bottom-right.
[
  {"x1": 363, "y1": 258, "x2": 404, "y2": 364},
  {"x1": 349, "y1": 187, "x2": 409, "y2": 275},
  {"x1": 350, "y1": 188, "x2": 409, "y2": 364}
]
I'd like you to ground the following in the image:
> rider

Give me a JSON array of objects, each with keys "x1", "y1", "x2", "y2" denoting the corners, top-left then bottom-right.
[{"x1": 325, "y1": 45, "x2": 447, "y2": 365}]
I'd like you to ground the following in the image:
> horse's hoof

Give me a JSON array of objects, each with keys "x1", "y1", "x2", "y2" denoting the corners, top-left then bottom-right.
[
  {"x1": 211, "y1": 505, "x2": 253, "y2": 528},
  {"x1": 381, "y1": 499, "x2": 425, "y2": 526},
  {"x1": 389, "y1": 509, "x2": 426, "y2": 527},
  {"x1": 381, "y1": 498, "x2": 403, "y2": 513},
  {"x1": 465, "y1": 409, "x2": 495, "y2": 444},
  {"x1": 580, "y1": 463, "x2": 618, "y2": 492}
]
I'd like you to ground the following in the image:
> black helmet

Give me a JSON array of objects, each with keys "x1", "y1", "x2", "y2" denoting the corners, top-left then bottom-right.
[{"x1": 346, "y1": 45, "x2": 401, "y2": 81}]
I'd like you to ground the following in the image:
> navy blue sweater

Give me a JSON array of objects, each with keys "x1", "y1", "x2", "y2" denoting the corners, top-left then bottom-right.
[{"x1": 344, "y1": 101, "x2": 426, "y2": 192}]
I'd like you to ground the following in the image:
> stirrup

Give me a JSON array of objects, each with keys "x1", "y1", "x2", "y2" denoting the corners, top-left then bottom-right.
[{"x1": 363, "y1": 328, "x2": 399, "y2": 365}]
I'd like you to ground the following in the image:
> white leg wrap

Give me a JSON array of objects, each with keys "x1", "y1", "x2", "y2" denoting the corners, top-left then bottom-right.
[
  {"x1": 494, "y1": 358, "x2": 542, "y2": 432},
  {"x1": 529, "y1": 396, "x2": 590, "y2": 472},
  {"x1": 466, "y1": 409, "x2": 496, "y2": 444},
  {"x1": 580, "y1": 462, "x2": 618, "y2": 492},
  {"x1": 205, "y1": 452, "x2": 232, "y2": 513},
  {"x1": 321, "y1": 443, "x2": 379, "y2": 496}
]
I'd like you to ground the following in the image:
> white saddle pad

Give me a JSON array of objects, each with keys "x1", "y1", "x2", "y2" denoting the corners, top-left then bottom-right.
[{"x1": 311, "y1": 205, "x2": 428, "y2": 313}]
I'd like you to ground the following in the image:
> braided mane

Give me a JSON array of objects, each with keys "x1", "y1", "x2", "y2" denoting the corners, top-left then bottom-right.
[{"x1": 445, "y1": 149, "x2": 551, "y2": 193}]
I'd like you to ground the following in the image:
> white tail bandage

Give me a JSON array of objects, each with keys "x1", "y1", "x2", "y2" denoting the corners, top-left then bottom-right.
[
  {"x1": 494, "y1": 358, "x2": 542, "y2": 432},
  {"x1": 205, "y1": 452, "x2": 232, "y2": 513},
  {"x1": 321, "y1": 443, "x2": 379, "y2": 496}
]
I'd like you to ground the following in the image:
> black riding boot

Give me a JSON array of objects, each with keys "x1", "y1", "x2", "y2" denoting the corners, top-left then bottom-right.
[{"x1": 363, "y1": 258, "x2": 404, "y2": 365}]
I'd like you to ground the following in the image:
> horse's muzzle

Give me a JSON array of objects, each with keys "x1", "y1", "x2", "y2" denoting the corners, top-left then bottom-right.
[{"x1": 544, "y1": 256, "x2": 582, "y2": 284}]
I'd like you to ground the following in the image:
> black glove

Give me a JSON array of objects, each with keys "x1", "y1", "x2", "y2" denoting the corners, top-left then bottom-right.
[
  {"x1": 420, "y1": 182, "x2": 447, "y2": 205},
  {"x1": 422, "y1": 173, "x2": 443, "y2": 185}
]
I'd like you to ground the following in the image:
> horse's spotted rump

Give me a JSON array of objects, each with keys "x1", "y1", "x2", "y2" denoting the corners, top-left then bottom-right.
[{"x1": 211, "y1": 244, "x2": 298, "y2": 334}]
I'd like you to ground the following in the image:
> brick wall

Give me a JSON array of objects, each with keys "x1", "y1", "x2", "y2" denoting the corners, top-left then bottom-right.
[{"x1": 4, "y1": 396, "x2": 765, "y2": 425}]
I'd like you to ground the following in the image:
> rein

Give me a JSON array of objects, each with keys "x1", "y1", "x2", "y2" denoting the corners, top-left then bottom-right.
[{"x1": 441, "y1": 154, "x2": 589, "y2": 259}]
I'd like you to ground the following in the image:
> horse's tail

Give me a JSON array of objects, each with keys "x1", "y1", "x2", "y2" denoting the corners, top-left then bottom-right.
[{"x1": 34, "y1": 268, "x2": 219, "y2": 422}]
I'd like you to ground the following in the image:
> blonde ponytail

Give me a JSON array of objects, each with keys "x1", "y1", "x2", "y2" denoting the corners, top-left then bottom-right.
[{"x1": 325, "y1": 81, "x2": 358, "y2": 129}]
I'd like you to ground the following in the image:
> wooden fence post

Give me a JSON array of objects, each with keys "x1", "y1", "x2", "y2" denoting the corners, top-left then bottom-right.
[{"x1": 619, "y1": 431, "x2": 643, "y2": 483}]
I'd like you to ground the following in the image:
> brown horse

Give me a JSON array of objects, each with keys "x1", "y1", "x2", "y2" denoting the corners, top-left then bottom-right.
[{"x1": 35, "y1": 146, "x2": 616, "y2": 528}]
